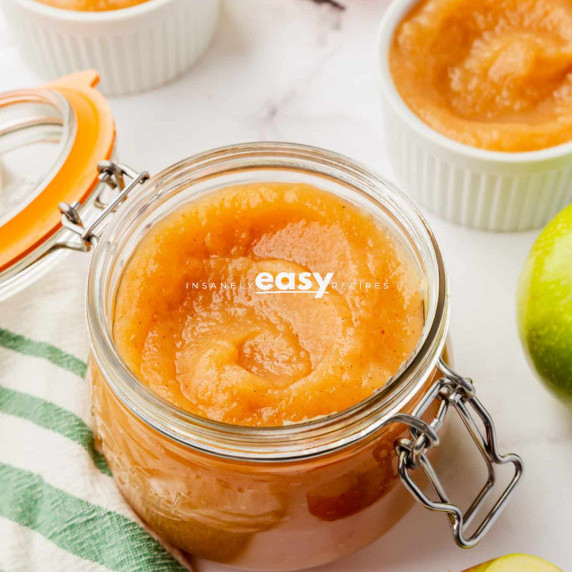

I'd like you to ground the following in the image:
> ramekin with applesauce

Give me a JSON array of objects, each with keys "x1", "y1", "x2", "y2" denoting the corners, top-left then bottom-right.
[
  {"x1": 1, "y1": 0, "x2": 220, "y2": 95},
  {"x1": 378, "y1": 0, "x2": 572, "y2": 232},
  {"x1": 84, "y1": 143, "x2": 523, "y2": 570}
]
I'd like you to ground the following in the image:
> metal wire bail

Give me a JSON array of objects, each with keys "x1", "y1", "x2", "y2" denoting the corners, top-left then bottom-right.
[
  {"x1": 392, "y1": 359, "x2": 524, "y2": 548},
  {"x1": 57, "y1": 161, "x2": 150, "y2": 252}
]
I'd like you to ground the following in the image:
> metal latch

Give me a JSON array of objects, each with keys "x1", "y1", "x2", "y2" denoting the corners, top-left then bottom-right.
[
  {"x1": 58, "y1": 161, "x2": 149, "y2": 252},
  {"x1": 391, "y1": 359, "x2": 524, "y2": 548}
]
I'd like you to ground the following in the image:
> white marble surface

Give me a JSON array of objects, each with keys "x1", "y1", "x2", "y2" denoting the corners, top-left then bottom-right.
[{"x1": 1, "y1": 1, "x2": 571, "y2": 571}]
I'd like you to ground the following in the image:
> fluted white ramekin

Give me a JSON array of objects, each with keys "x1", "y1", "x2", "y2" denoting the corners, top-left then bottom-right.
[
  {"x1": 1, "y1": 0, "x2": 220, "y2": 96},
  {"x1": 377, "y1": 0, "x2": 572, "y2": 232}
]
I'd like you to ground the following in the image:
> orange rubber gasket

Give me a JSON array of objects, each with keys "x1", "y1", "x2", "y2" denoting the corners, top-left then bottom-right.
[{"x1": 0, "y1": 71, "x2": 116, "y2": 272}]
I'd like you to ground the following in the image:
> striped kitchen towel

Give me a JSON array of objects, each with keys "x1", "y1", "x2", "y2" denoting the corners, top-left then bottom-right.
[{"x1": 0, "y1": 254, "x2": 190, "y2": 572}]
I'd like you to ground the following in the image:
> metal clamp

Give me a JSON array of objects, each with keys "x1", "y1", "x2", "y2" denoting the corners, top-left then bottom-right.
[
  {"x1": 58, "y1": 161, "x2": 150, "y2": 252},
  {"x1": 392, "y1": 359, "x2": 524, "y2": 548}
]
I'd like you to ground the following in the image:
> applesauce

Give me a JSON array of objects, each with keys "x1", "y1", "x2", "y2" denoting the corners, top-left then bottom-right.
[
  {"x1": 112, "y1": 183, "x2": 424, "y2": 427},
  {"x1": 86, "y1": 144, "x2": 522, "y2": 569},
  {"x1": 390, "y1": 0, "x2": 572, "y2": 152},
  {"x1": 34, "y1": 0, "x2": 149, "y2": 11}
]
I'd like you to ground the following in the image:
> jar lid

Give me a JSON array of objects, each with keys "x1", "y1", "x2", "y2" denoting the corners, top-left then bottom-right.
[{"x1": 0, "y1": 71, "x2": 115, "y2": 298}]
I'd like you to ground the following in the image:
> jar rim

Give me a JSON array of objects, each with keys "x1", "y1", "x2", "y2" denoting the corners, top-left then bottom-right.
[{"x1": 87, "y1": 142, "x2": 449, "y2": 461}]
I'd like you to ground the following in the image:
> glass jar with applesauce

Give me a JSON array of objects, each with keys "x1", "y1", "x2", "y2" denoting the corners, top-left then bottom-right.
[{"x1": 77, "y1": 143, "x2": 524, "y2": 570}]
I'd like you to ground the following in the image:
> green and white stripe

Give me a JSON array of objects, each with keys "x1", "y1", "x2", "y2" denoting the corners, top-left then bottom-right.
[
  {"x1": 0, "y1": 320, "x2": 190, "y2": 572},
  {"x1": 0, "y1": 329, "x2": 87, "y2": 378},
  {"x1": 0, "y1": 387, "x2": 109, "y2": 476},
  {"x1": 0, "y1": 517, "x2": 109, "y2": 572}
]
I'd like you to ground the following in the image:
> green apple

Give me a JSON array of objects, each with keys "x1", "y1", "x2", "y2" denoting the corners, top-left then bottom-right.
[
  {"x1": 518, "y1": 203, "x2": 572, "y2": 401},
  {"x1": 463, "y1": 553, "x2": 563, "y2": 571}
]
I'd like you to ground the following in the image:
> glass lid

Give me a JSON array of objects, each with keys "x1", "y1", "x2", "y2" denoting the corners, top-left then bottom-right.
[
  {"x1": 0, "y1": 89, "x2": 75, "y2": 228},
  {"x1": 0, "y1": 71, "x2": 116, "y2": 300}
]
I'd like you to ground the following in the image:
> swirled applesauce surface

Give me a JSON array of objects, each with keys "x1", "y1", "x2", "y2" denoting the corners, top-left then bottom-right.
[
  {"x1": 390, "y1": 0, "x2": 572, "y2": 152},
  {"x1": 113, "y1": 183, "x2": 424, "y2": 426}
]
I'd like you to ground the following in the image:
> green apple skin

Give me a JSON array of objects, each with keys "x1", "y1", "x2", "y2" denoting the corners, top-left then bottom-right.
[
  {"x1": 518, "y1": 203, "x2": 572, "y2": 402},
  {"x1": 463, "y1": 553, "x2": 563, "y2": 571}
]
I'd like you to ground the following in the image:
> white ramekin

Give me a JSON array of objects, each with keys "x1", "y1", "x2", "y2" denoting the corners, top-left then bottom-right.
[
  {"x1": 377, "y1": 0, "x2": 572, "y2": 232},
  {"x1": 1, "y1": 0, "x2": 220, "y2": 96}
]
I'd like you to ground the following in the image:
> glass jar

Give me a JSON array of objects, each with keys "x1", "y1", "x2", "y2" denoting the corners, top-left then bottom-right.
[{"x1": 83, "y1": 143, "x2": 523, "y2": 570}]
